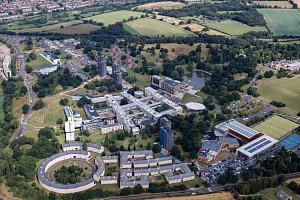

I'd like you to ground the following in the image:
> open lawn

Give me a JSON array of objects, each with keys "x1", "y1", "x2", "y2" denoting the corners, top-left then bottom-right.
[
  {"x1": 52, "y1": 24, "x2": 101, "y2": 34},
  {"x1": 182, "y1": 93, "x2": 203, "y2": 104},
  {"x1": 253, "y1": 115, "x2": 299, "y2": 139},
  {"x1": 134, "y1": 1, "x2": 186, "y2": 10},
  {"x1": 25, "y1": 54, "x2": 51, "y2": 69},
  {"x1": 84, "y1": 10, "x2": 144, "y2": 26},
  {"x1": 182, "y1": 24, "x2": 228, "y2": 36},
  {"x1": 152, "y1": 192, "x2": 235, "y2": 200},
  {"x1": 28, "y1": 96, "x2": 66, "y2": 127},
  {"x1": 253, "y1": 1, "x2": 293, "y2": 8},
  {"x1": 124, "y1": 18, "x2": 195, "y2": 37},
  {"x1": 16, "y1": 20, "x2": 81, "y2": 33},
  {"x1": 256, "y1": 76, "x2": 300, "y2": 111},
  {"x1": 204, "y1": 20, "x2": 267, "y2": 35},
  {"x1": 257, "y1": 185, "x2": 299, "y2": 200},
  {"x1": 258, "y1": 9, "x2": 300, "y2": 36},
  {"x1": 144, "y1": 43, "x2": 199, "y2": 60},
  {"x1": 127, "y1": 69, "x2": 151, "y2": 89}
]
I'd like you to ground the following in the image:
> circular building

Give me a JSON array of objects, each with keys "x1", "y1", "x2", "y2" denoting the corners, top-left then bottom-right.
[{"x1": 185, "y1": 102, "x2": 206, "y2": 111}]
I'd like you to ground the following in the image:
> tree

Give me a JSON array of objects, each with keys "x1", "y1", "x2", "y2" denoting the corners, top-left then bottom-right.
[
  {"x1": 120, "y1": 187, "x2": 133, "y2": 196},
  {"x1": 152, "y1": 143, "x2": 161, "y2": 153},
  {"x1": 82, "y1": 142, "x2": 87, "y2": 151},
  {"x1": 19, "y1": 85, "x2": 28, "y2": 96},
  {"x1": 33, "y1": 99, "x2": 45, "y2": 110},
  {"x1": 170, "y1": 146, "x2": 184, "y2": 161},
  {"x1": 59, "y1": 98, "x2": 69, "y2": 106},
  {"x1": 38, "y1": 127, "x2": 54, "y2": 139},
  {"x1": 56, "y1": 118, "x2": 63, "y2": 125},
  {"x1": 22, "y1": 104, "x2": 29, "y2": 114},
  {"x1": 133, "y1": 184, "x2": 144, "y2": 194}
]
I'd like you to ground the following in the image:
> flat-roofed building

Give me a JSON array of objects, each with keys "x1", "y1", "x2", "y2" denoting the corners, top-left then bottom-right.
[
  {"x1": 215, "y1": 119, "x2": 261, "y2": 142},
  {"x1": 236, "y1": 135, "x2": 278, "y2": 160}
]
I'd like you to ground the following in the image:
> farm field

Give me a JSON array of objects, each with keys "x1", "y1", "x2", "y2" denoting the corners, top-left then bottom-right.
[
  {"x1": 204, "y1": 20, "x2": 267, "y2": 35},
  {"x1": 123, "y1": 18, "x2": 195, "y2": 37},
  {"x1": 26, "y1": 54, "x2": 51, "y2": 69},
  {"x1": 253, "y1": 1, "x2": 293, "y2": 8},
  {"x1": 52, "y1": 24, "x2": 101, "y2": 34},
  {"x1": 256, "y1": 76, "x2": 300, "y2": 111},
  {"x1": 253, "y1": 115, "x2": 299, "y2": 139},
  {"x1": 182, "y1": 24, "x2": 228, "y2": 36},
  {"x1": 152, "y1": 192, "x2": 235, "y2": 200},
  {"x1": 134, "y1": 1, "x2": 186, "y2": 10},
  {"x1": 258, "y1": 9, "x2": 300, "y2": 36},
  {"x1": 84, "y1": 10, "x2": 144, "y2": 26}
]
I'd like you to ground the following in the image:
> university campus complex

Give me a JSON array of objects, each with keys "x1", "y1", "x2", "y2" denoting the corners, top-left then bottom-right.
[{"x1": 0, "y1": 0, "x2": 300, "y2": 199}]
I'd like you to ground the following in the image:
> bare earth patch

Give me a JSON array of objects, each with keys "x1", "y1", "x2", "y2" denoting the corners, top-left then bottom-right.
[{"x1": 152, "y1": 192, "x2": 235, "y2": 200}]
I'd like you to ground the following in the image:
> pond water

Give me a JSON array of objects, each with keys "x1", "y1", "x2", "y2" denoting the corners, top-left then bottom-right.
[{"x1": 182, "y1": 71, "x2": 208, "y2": 89}]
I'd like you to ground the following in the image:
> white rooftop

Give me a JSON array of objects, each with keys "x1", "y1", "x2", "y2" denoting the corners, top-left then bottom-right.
[
  {"x1": 236, "y1": 135, "x2": 278, "y2": 158},
  {"x1": 224, "y1": 119, "x2": 259, "y2": 139},
  {"x1": 185, "y1": 102, "x2": 206, "y2": 111}
]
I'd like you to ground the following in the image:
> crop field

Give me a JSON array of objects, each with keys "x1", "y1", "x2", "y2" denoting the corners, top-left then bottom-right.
[
  {"x1": 84, "y1": 10, "x2": 144, "y2": 26},
  {"x1": 123, "y1": 18, "x2": 195, "y2": 37},
  {"x1": 204, "y1": 20, "x2": 267, "y2": 35},
  {"x1": 52, "y1": 24, "x2": 101, "y2": 34},
  {"x1": 134, "y1": 1, "x2": 186, "y2": 10},
  {"x1": 253, "y1": 1, "x2": 293, "y2": 8},
  {"x1": 256, "y1": 76, "x2": 300, "y2": 111},
  {"x1": 26, "y1": 54, "x2": 51, "y2": 69},
  {"x1": 253, "y1": 115, "x2": 299, "y2": 139},
  {"x1": 258, "y1": 9, "x2": 300, "y2": 36}
]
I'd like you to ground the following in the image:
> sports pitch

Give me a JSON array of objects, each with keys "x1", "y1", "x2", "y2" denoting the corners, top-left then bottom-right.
[
  {"x1": 124, "y1": 18, "x2": 195, "y2": 37},
  {"x1": 84, "y1": 10, "x2": 144, "y2": 26},
  {"x1": 203, "y1": 20, "x2": 267, "y2": 35},
  {"x1": 253, "y1": 115, "x2": 299, "y2": 139},
  {"x1": 258, "y1": 9, "x2": 300, "y2": 36},
  {"x1": 256, "y1": 76, "x2": 300, "y2": 111}
]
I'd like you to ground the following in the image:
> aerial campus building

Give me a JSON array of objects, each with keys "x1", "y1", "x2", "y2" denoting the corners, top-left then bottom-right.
[
  {"x1": 40, "y1": 51, "x2": 60, "y2": 65},
  {"x1": 119, "y1": 150, "x2": 195, "y2": 188},
  {"x1": 0, "y1": 43, "x2": 12, "y2": 79},
  {"x1": 112, "y1": 64, "x2": 122, "y2": 85},
  {"x1": 150, "y1": 75, "x2": 181, "y2": 94},
  {"x1": 236, "y1": 134, "x2": 278, "y2": 160},
  {"x1": 214, "y1": 119, "x2": 262, "y2": 142},
  {"x1": 97, "y1": 55, "x2": 107, "y2": 77},
  {"x1": 197, "y1": 137, "x2": 240, "y2": 162},
  {"x1": 37, "y1": 142, "x2": 118, "y2": 194},
  {"x1": 65, "y1": 87, "x2": 182, "y2": 136},
  {"x1": 64, "y1": 106, "x2": 82, "y2": 142},
  {"x1": 160, "y1": 117, "x2": 174, "y2": 150}
]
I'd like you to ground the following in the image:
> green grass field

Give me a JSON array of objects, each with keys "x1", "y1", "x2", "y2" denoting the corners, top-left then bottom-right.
[
  {"x1": 124, "y1": 18, "x2": 195, "y2": 37},
  {"x1": 254, "y1": 115, "x2": 299, "y2": 139},
  {"x1": 84, "y1": 10, "x2": 144, "y2": 26},
  {"x1": 127, "y1": 69, "x2": 151, "y2": 89},
  {"x1": 26, "y1": 54, "x2": 51, "y2": 69},
  {"x1": 204, "y1": 20, "x2": 267, "y2": 35},
  {"x1": 257, "y1": 185, "x2": 299, "y2": 200},
  {"x1": 182, "y1": 93, "x2": 203, "y2": 104},
  {"x1": 256, "y1": 76, "x2": 300, "y2": 111},
  {"x1": 52, "y1": 24, "x2": 101, "y2": 34},
  {"x1": 258, "y1": 9, "x2": 300, "y2": 36}
]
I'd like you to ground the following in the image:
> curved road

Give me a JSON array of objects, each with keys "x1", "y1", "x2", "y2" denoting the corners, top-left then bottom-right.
[{"x1": 10, "y1": 37, "x2": 35, "y2": 141}]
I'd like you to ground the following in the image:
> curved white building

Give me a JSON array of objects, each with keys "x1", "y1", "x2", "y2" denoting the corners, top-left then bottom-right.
[{"x1": 37, "y1": 150, "x2": 96, "y2": 194}]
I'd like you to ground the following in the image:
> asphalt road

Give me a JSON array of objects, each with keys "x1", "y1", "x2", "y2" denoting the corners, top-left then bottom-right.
[{"x1": 10, "y1": 36, "x2": 35, "y2": 141}]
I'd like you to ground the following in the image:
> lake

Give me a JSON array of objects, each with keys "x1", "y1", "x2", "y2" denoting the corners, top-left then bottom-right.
[{"x1": 182, "y1": 71, "x2": 207, "y2": 89}]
